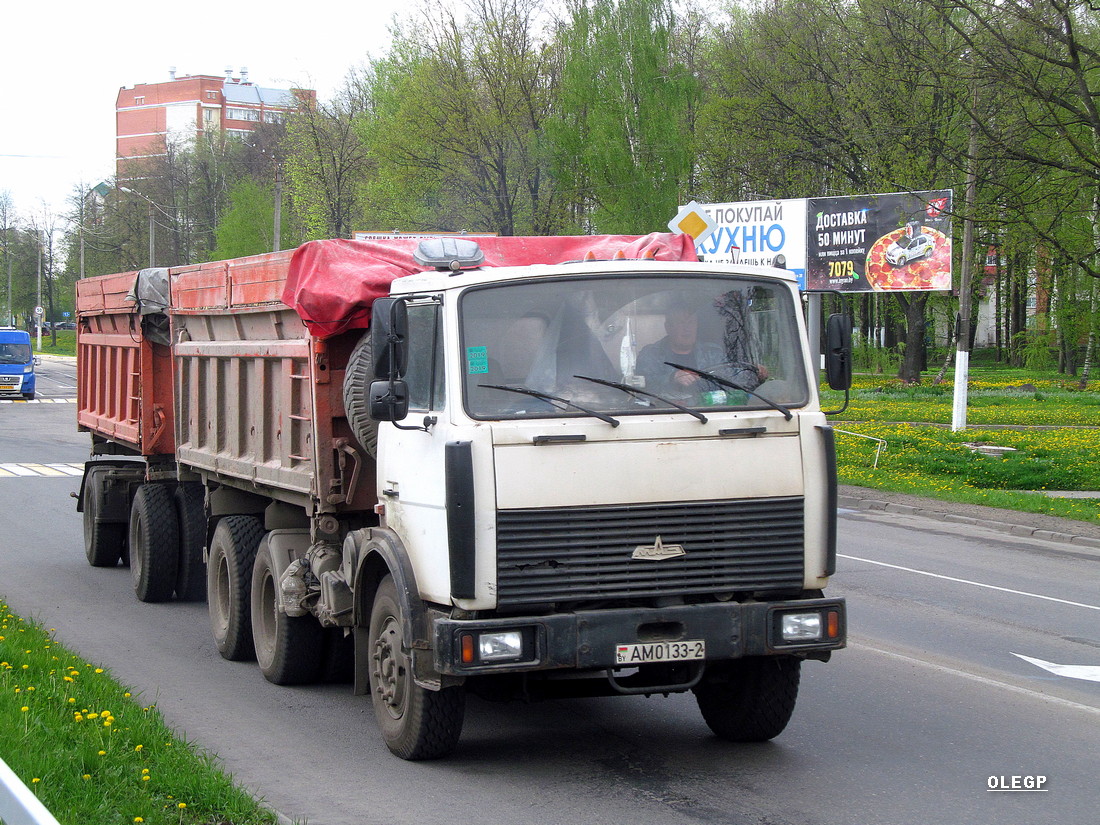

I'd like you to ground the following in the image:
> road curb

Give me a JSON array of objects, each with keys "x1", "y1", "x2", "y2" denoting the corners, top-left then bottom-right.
[{"x1": 837, "y1": 492, "x2": 1100, "y2": 553}]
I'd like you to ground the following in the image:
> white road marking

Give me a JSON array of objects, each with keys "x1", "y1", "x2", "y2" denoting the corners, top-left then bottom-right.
[
  {"x1": 851, "y1": 641, "x2": 1100, "y2": 717},
  {"x1": 1012, "y1": 653, "x2": 1100, "y2": 683},
  {"x1": 0, "y1": 398, "x2": 77, "y2": 403},
  {"x1": 0, "y1": 463, "x2": 84, "y2": 478},
  {"x1": 839, "y1": 553, "x2": 1100, "y2": 611}
]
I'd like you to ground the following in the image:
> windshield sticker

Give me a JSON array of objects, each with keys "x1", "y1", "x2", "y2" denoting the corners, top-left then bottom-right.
[{"x1": 466, "y1": 346, "x2": 489, "y2": 374}]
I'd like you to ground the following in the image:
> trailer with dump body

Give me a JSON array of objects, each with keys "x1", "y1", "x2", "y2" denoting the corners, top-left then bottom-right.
[{"x1": 76, "y1": 234, "x2": 851, "y2": 759}]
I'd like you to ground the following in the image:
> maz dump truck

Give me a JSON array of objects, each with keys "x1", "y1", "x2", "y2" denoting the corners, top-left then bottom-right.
[{"x1": 75, "y1": 233, "x2": 851, "y2": 759}]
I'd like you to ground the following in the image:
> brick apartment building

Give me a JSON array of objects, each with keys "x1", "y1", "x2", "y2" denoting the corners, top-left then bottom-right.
[{"x1": 115, "y1": 68, "x2": 312, "y2": 178}]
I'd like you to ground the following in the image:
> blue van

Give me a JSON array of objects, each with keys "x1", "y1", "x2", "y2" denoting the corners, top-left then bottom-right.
[{"x1": 0, "y1": 328, "x2": 37, "y2": 400}]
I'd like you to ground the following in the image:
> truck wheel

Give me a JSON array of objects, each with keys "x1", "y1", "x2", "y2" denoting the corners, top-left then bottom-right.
[
  {"x1": 343, "y1": 333, "x2": 379, "y2": 458},
  {"x1": 83, "y1": 466, "x2": 125, "y2": 568},
  {"x1": 173, "y1": 483, "x2": 207, "y2": 602},
  {"x1": 251, "y1": 541, "x2": 325, "y2": 685},
  {"x1": 208, "y1": 515, "x2": 264, "y2": 662},
  {"x1": 693, "y1": 656, "x2": 801, "y2": 742},
  {"x1": 129, "y1": 484, "x2": 180, "y2": 603},
  {"x1": 368, "y1": 575, "x2": 465, "y2": 759}
]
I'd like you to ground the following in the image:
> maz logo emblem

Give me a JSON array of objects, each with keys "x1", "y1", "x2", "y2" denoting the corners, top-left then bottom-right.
[{"x1": 631, "y1": 536, "x2": 686, "y2": 561}]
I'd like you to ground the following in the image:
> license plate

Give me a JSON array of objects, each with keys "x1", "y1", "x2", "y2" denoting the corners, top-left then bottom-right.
[{"x1": 615, "y1": 640, "x2": 705, "y2": 665}]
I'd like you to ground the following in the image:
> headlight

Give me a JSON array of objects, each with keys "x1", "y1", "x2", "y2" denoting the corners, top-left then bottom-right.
[
  {"x1": 478, "y1": 631, "x2": 524, "y2": 662},
  {"x1": 458, "y1": 627, "x2": 534, "y2": 666},
  {"x1": 24, "y1": 364, "x2": 33, "y2": 373},
  {"x1": 780, "y1": 612, "x2": 823, "y2": 642}
]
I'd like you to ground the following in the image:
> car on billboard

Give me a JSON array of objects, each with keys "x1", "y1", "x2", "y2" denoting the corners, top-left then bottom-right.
[{"x1": 884, "y1": 231, "x2": 935, "y2": 267}]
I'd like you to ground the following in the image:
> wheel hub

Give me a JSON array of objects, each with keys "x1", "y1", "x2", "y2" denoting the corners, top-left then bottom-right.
[{"x1": 372, "y1": 617, "x2": 407, "y2": 719}]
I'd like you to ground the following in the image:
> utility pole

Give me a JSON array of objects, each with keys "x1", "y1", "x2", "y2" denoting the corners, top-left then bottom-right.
[
  {"x1": 118, "y1": 186, "x2": 160, "y2": 268},
  {"x1": 36, "y1": 231, "x2": 43, "y2": 350},
  {"x1": 79, "y1": 189, "x2": 86, "y2": 279},
  {"x1": 952, "y1": 103, "x2": 979, "y2": 432},
  {"x1": 147, "y1": 202, "x2": 155, "y2": 268},
  {"x1": 273, "y1": 165, "x2": 282, "y2": 253}
]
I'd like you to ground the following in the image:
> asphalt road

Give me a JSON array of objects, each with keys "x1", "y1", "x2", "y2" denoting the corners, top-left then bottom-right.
[{"x1": 1, "y1": 368, "x2": 1097, "y2": 825}]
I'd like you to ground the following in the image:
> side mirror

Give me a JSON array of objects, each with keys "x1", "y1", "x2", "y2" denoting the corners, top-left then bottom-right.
[
  {"x1": 824, "y1": 314, "x2": 852, "y2": 391},
  {"x1": 33, "y1": 356, "x2": 41, "y2": 366},
  {"x1": 369, "y1": 379, "x2": 409, "y2": 422},
  {"x1": 370, "y1": 298, "x2": 409, "y2": 379}
]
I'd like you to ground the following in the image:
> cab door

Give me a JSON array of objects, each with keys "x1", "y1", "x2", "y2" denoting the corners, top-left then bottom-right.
[{"x1": 376, "y1": 300, "x2": 456, "y2": 604}]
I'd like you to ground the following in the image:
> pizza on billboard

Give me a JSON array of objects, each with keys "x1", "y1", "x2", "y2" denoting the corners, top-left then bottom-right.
[{"x1": 865, "y1": 221, "x2": 951, "y2": 291}]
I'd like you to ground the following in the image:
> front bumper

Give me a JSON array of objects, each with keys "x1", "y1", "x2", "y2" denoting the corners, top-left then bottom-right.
[
  {"x1": 434, "y1": 597, "x2": 845, "y2": 676},
  {"x1": 0, "y1": 375, "x2": 25, "y2": 395}
]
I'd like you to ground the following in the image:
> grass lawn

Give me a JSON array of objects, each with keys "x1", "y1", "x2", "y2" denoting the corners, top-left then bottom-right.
[
  {"x1": 822, "y1": 366, "x2": 1100, "y2": 525},
  {"x1": 0, "y1": 602, "x2": 280, "y2": 825},
  {"x1": 32, "y1": 330, "x2": 77, "y2": 357}
]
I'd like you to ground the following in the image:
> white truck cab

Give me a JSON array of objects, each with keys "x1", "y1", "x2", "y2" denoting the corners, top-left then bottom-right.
[{"x1": 358, "y1": 244, "x2": 848, "y2": 757}]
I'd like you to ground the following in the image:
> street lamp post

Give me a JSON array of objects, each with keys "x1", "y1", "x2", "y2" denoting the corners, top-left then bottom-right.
[{"x1": 118, "y1": 186, "x2": 161, "y2": 268}]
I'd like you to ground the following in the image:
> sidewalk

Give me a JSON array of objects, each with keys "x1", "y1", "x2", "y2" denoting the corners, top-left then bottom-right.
[{"x1": 839, "y1": 485, "x2": 1100, "y2": 551}]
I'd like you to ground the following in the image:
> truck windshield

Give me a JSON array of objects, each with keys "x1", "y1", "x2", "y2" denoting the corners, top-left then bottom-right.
[
  {"x1": 0, "y1": 343, "x2": 32, "y2": 365},
  {"x1": 460, "y1": 274, "x2": 809, "y2": 420}
]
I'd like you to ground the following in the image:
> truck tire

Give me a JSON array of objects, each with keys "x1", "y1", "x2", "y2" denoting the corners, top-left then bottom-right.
[
  {"x1": 83, "y1": 466, "x2": 126, "y2": 568},
  {"x1": 251, "y1": 541, "x2": 325, "y2": 685},
  {"x1": 129, "y1": 483, "x2": 180, "y2": 603},
  {"x1": 173, "y1": 483, "x2": 207, "y2": 602},
  {"x1": 368, "y1": 575, "x2": 465, "y2": 759},
  {"x1": 343, "y1": 333, "x2": 379, "y2": 458},
  {"x1": 693, "y1": 656, "x2": 801, "y2": 742},
  {"x1": 208, "y1": 515, "x2": 264, "y2": 662}
]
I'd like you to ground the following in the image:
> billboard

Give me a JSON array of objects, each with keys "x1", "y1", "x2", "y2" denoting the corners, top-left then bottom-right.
[
  {"x1": 804, "y1": 190, "x2": 952, "y2": 292},
  {"x1": 692, "y1": 199, "x2": 808, "y2": 280}
]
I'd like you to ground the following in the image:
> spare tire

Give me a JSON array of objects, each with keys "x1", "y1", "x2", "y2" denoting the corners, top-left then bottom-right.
[{"x1": 343, "y1": 332, "x2": 379, "y2": 458}]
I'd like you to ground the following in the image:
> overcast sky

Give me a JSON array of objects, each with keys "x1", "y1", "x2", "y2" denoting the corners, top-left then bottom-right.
[{"x1": 1, "y1": 0, "x2": 411, "y2": 217}]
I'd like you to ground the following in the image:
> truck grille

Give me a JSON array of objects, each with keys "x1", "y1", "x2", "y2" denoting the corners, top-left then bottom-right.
[{"x1": 496, "y1": 497, "x2": 805, "y2": 607}]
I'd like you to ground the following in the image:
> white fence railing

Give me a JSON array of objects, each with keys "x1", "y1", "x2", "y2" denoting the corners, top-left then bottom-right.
[{"x1": 0, "y1": 757, "x2": 60, "y2": 825}]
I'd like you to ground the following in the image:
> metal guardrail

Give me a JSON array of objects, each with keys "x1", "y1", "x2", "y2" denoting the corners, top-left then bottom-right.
[
  {"x1": 834, "y1": 428, "x2": 887, "y2": 469},
  {"x1": 0, "y1": 757, "x2": 61, "y2": 825}
]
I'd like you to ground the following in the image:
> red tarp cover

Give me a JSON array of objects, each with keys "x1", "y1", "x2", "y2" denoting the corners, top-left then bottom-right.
[{"x1": 283, "y1": 233, "x2": 698, "y2": 338}]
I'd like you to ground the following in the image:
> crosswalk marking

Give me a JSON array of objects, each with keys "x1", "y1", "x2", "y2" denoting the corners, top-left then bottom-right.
[
  {"x1": 0, "y1": 463, "x2": 84, "y2": 478},
  {"x1": 0, "y1": 398, "x2": 78, "y2": 404}
]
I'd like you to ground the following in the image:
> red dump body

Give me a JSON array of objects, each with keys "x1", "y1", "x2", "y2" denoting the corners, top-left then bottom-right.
[
  {"x1": 76, "y1": 270, "x2": 176, "y2": 455},
  {"x1": 75, "y1": 234, "x2": 697, "y2": 483}
]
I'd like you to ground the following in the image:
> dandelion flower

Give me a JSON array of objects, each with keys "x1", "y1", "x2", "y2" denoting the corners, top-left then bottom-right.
[{"x1": 134, "y1": 745, "x2": 143, "y2": 752}]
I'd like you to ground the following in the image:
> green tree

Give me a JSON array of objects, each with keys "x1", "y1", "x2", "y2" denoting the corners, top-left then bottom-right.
[
  {"x1": 212, "y1": 179, "x2": 277, "y2": 259},
  {"x1": 358, "y1": 0, "x2": 560, "y2": 235},
  {"x1": 548, "y1": 0, "x2": 697, "y2": 233}
]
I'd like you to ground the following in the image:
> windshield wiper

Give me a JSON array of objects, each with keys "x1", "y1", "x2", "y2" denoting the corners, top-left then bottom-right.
[
  {"x1": 572, "y1": 374, "x2": 708, "y2": 424},
  {"x1": 477, "y1": 383, "x2": 620, "y2": 427},
  {"x1": 664, "y1": 362, "x2": 793, "y2": 421}
]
